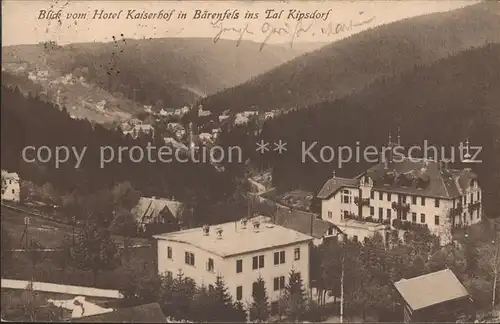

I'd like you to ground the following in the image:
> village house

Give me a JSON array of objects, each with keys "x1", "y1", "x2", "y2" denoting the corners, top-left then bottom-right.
[
  {"x1": 317, "y1": 136, "x2": 482, "y2": 245},
  {"x1": 198, "y1": 105, "x2": 212, "y2": 117},
  {"x1": 123, "y1": 124, "x2": 155, "y2": 139},
  {"x1": 394, "y1": 269, "x2": 473, "y2": 323},
  {"x1": 131, "y1": 197, "x2": 183, "y2": 235},
  {"x1": 167, "y1": 122, "x2": 186, "y2": 139},
  {"x1": 153, "y1": 217, "x2": 313, "y2": 314},
  {"x1": 159, "y1": 108, "x2": 175, "y2": 117},
  {"x1": 1, "y1": 170, "x2": 20, "y2": 203}
]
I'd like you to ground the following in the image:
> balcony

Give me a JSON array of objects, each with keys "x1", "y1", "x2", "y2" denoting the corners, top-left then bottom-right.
[
  {"x1": 392, "y1": 218, "x2": 429, "y2": 232},
  {"x1": 467, "y1": 202, "x2": 481, "y2": 214},
  {"x1": 354, "y1": 197, "x2": 370, "y2": 207},
  {"x1": 343, "y1": 213, "x2": 390, "y2": 226},
  {"x1": 450, "y1": 203, "x2": 464, "y2": 217},
  {"x1": 391, "y1": 201, "x2": 410, "y2": 213}
]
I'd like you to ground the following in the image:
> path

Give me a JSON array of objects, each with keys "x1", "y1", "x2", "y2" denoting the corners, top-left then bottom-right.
[{"x1": 1, "y1": 279, "x2": 123, "y2": 299}]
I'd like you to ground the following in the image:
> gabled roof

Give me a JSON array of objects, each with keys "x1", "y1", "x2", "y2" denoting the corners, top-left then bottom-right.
[
  {"x1": 274, "y1": 207, "x2": 334, "y2": 239},
  {"x1": 394, "y1": 269, "x2": 469, "y2": 311},
  {"x1": 316, "y1": 177, "x2": 360, "y2": 199},
  {"x1": 131, "y1": 197, "x2": 182, "y2": 225},
  {"x1": 72, "y1": 302, "x2": 165, "y2": 323},
  {"x1": 364, "y1": 158, "x2": 477, "y2": 199}
]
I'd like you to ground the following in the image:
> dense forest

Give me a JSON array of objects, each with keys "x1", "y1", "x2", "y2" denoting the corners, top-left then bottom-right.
[
  {"x1": 0, "y1": 86, "x2": 249, "y2": 225},
  {"x1": 253, "y1": 43, "x2": 500, "y2": 218},
  {"x1": 202, "y1": 2, "x2": 500, "y2": 113}
]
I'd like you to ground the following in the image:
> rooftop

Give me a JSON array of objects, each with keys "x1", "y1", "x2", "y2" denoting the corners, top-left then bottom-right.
[
  {"x1": 274, "y1": 207, "x2": 334, "y2": 239},
  {"x1": 317, "y1": 158, "x2": 477, "y2": 199},
  {"x1": 153, "y1": 218, "x2": 314, "y2": 257},
  {"x1": 394, "y1": 269, "x2": 470, "y2": 311},
  {"x1": 339, "y1": 219, "x2": 387, "y2": 231},
  {"x1": 131, "y1": 197, "x2": 183, "y2": 225},
  {"x1": 71, "y1": 302, "x2": 165, "y2": 323}
]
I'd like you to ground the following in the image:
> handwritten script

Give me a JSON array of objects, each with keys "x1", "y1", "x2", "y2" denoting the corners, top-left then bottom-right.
[{"x1": 211, "y1": 15, "x2": 376, "y2": 51}]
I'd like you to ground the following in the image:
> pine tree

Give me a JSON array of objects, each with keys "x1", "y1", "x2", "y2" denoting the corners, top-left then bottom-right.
[
  {"x1": 249, "y1": 276, "x2": 270, "y2": 322},
  {"x1": 282, "y1": 269, "x2": 307, "y2": 322},
  {"x1": 210, "y1": 275, "x2": 244, "y2": 322}
]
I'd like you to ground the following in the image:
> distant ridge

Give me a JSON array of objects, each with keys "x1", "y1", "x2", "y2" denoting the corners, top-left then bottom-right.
[{"x1": 202, "y1": 2, "x2": 500, "y2": 113}]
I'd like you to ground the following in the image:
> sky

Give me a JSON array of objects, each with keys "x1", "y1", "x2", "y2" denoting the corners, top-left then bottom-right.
[{"x1": 2, "y1": 0, "x2": 477, "y2": 47}]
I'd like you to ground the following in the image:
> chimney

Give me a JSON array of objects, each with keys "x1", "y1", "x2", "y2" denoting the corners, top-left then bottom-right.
[
  {"x1": 240, "y1": 218, "x2": 248, "y2": 229},
  {"x1": 216, "y1": 227, "x2": 223, "y2": 239},
  {"x1": 202, "y1": 224, "x2": 210, "y2": 236},
  {"x1": 253, "y1": 221, "x2": 261, "y2": 232}
]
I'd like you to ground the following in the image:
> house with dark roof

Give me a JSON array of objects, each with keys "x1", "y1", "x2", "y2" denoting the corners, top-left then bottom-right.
[
  {"x1": 317, "y1": 136, "x2": 482, "y2": 245},
  {"x1": 131, "y1": 197, "x2": 183, "y2": 235},
  {"x1": 394, "y1": 269, "x2": 473, "y2": 323},
  {"x1": 71, "y1": 302, "x2": 166, "y2": 323},
  {"x1": 273, "y1": 206, "x2": 340, "y2": 245}
]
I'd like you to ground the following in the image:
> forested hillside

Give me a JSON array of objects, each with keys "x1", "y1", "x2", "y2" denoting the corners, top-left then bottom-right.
[
  {"x1": 202, "y1": 2, "x2": 500, "y2": 113},
  {"x1": 252, "y1": 43, "x2": 500, "y2": 218}
]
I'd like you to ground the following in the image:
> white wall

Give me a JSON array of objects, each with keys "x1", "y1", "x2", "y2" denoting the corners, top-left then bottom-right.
[
  {"x1": 157, "y1": 239, "x2": 311, "y2": 307},
  {"x1": 1, "y1": 176, "x2": 20, "y2": 202},
  {"x1": 320, "y1": 183, "x2": 483, "y2": 246}
]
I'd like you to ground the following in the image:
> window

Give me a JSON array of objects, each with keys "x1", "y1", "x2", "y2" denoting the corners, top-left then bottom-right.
[
  {"x1": 412, "y1": 212, "x2": 417, "y2": 223},
  {"x1": 343, "y1": 210, "x2": 349, "y2": 218},
  {"x1": 185, "y1": 252, "x2": 195, "y2": 266},
  {"x1": 387, "y1": 209, "x2": 392, "y2": 219},
  {"x1": 379, "y1": 192, "x2": 383, "y2": 200},
  {"x1": 166, "y1": 270, "x2": 173, "y2": 277},
  {"x1": 11, "y1": 189, "x2": 14, "y2": 194},
  {"x1": 167, "y1": 246, "x2": 172, "y2": 259},
  {"x1": 378, "y1": 208, "x2": 383, "y2": 220},
  {"x1": 273, "y1": 276, "x2": 285, "y2": 291},
  {"x1": 387, "y1": 193, "x2": 391, "y2": 201},
  {"x1": 370, "y1": 191, "x2": 374, "y2": 199},
  {"x1": 353, "y1": 235, "x2": 358, "y2": 242},
  {"x1": 412, "y1": 196, "x2": 417, "y2": 205},
  {"x1": 435, "y1": 215, "x2": 440, "y2": 226},
  {"x1": 252, "y1": 282, "x2": 258, "y2": 294},
  {"x1": 463, "y1": 196, "x2": 466, "y2": 205},
  {"x1": 207, "y1": 258, "x2": 214, "y2": 272},
  {"x1": 253, "y1": 255, "x2": 264, "y2": 269},
  {"x1": 402, "y1": 212, "x2": 407, "y2": 221},
  {"x1": 370, "y1": 206, "x2": 374, "y2": 216},
  {"x1": 236, "y1": 286, "x2": 242, "y2": 301},
  {"x1": 236, "y1": 259, "x2": 243, "y2": 273},
  {"x1": 294, "y1": 248, "x2": 300, "y2": 260},
  {"x1": 341, "y1": 190, "x2": 351, "y2": 204},
  {"x1": 435, "y1": 199, "x2": 440, "y2": 208},
  {"x1": 420, "y1": 214, "x2": 425, "y2": 223},
  {"x1": 470, "y1": 193, "x2": 473, "y2": 204},
  {"x1": 327, "y1": 211, "x2": 332, "y2": 218},
  {"x1": 274, "y1": 251, "x2": 285, "y2": 265},
  {"x1": 477, "y1": 191, "x2": 480, "y2": 201},
  {"x1": 421, "y1": 197, "x2": 425, "y2": 206}
]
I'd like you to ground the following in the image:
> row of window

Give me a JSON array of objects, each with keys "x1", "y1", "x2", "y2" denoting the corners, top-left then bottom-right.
[
  {"x1": 169, "y1": 247, "x2": 301, "y2": 273},
  {"x1": 367, "y1": 207, "x2": 441, "y2": 225},
  {"x1": 235, "y1": 273, "x2": 298, "y2": 301},
  {"x1": 342, "y1": 190, "x2": 481, "y2": 208}
]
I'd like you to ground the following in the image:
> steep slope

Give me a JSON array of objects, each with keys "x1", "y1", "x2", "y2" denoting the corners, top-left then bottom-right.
[
  {"x1": 2, "y1": 38, "x2": 307, "y2": 109},
  {"x1": 202, "y1": 2, "x2": 500, "y2": 113},
  {"x1": 254, "y1": 43, "x2": 500, "y2": 218}
]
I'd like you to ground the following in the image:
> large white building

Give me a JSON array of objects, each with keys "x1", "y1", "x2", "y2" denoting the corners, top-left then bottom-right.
[
  {"x1": 1, "y1": 170, "x2": 20, "y2": 202},
  {"x1": 318, "y1": 154, "x2": 482, "y2": 245},
  {"x1": 153, "y1": 217, "x2": 313, "y2": 311}
]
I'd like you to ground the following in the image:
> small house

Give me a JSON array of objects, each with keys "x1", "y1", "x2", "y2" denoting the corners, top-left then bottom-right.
[
  {"x1": 131, "y1": 197, "x2": 184, "y2": 235},
  {"x1": 394, "y1": 269, "x2": 473, "y2": 323}
]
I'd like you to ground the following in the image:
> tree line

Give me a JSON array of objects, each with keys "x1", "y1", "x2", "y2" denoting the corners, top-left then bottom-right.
[
  {"x1": 1, "y1": 85, "x2": 249, "y2": 228},
  {"x1": 121, "y1": 268, "x2": 309, "y2": 323}
]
